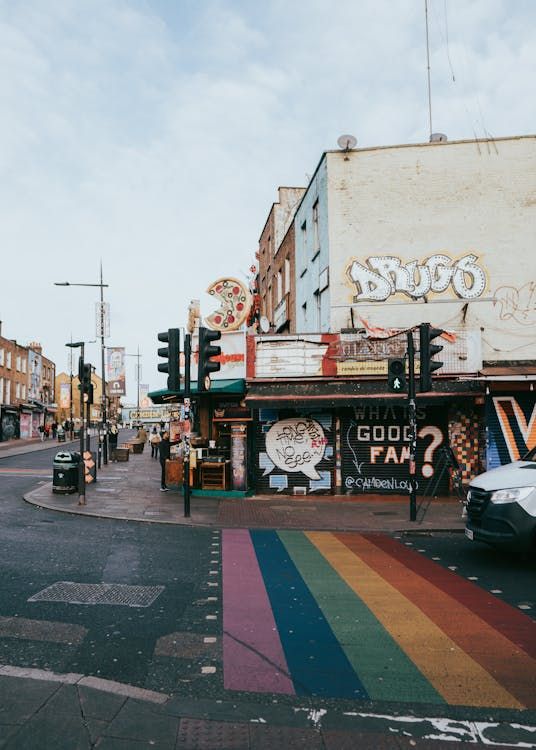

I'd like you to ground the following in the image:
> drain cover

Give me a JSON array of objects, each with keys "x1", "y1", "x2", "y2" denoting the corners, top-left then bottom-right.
[
  {"x1": 372, "y1": 511, "x2": 398, "y2": 516},
  {"x1": 28, "y1": 582, "x2": 164, "y2": 608}
]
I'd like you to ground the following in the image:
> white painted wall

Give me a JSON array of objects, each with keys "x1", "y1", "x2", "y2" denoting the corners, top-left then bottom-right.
[{"x1": 325, "y1": 136, "x2": 536, "y2": 362}]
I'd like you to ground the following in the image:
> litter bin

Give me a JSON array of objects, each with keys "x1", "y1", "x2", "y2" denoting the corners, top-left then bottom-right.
[
  {"x1": 52, "y1": 451, "x2": 81, "y2": 494},
  {"x1": 57, "y1": 432, "x2": 66, "y2": 443}
]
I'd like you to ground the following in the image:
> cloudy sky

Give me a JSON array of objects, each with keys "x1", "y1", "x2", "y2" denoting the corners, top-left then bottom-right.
[{"x1": 1, "y1": 0, "x2": 535, "y2": 405}]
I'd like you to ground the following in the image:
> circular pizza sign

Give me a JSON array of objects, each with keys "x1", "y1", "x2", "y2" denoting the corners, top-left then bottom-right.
[{"x1": 205, "y1": 277, "x2": 252, "y2": 331}]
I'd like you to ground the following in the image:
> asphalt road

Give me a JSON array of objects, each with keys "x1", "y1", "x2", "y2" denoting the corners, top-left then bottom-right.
[{"x1": 0, "y1": 444, "x2": 535, "y2": 749}]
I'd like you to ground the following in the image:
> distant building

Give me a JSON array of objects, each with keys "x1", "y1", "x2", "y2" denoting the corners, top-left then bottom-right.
[{"x1": 0, "y1": 323, "x2": 57, "y2": 441}]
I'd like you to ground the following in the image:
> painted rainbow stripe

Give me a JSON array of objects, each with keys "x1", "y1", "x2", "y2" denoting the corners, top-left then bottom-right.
[{"x1": 222, "y1": 529, "x2": 536, "y2": 708}]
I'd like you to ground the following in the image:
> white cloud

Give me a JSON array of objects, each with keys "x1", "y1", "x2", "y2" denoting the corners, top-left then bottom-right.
[{"x1": 0, "y1": 0, "x2": 534, "y2": 401}]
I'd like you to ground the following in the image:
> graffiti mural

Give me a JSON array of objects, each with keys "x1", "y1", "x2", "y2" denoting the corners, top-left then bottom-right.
[
  {"x1": 493, "y1": 282, "x2": 536, "y2": 325},
  {"x1": 345, "y1": 253, "x2": 488, "y2": 303},
  {"x1": 341, "y1": 405, "x2": 449, "y2": 495},
  {"x1": 486, "y1": 395, "x2": 536, "y2": 469},
  {"x1": 257, "y1": 412, "x2": 333, "y2": 494}
]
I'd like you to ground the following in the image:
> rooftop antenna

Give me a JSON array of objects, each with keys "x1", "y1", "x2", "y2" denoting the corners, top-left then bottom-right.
[{"x1": 425, "y1": 0, "x2": 433, "y2": 139}]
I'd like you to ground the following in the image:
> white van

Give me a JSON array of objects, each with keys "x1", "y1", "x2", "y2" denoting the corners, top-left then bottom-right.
[{"x1": 465, "y1": 446, "x2": 536, "y2": 553}]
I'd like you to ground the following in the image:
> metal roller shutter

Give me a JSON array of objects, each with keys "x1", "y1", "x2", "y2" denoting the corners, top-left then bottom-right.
[
  {"x1": 340, "y1": 403, "x2": 449, "y2": 495},
  {"x1": 254, "y1": 409, "x2": 334, "y2": 495}
]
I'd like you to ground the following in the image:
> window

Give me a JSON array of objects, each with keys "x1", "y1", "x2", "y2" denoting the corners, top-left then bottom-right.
[
  {"x1": 0, "y1": 377, "x2": 3, "y2": 402},
  {"x1": 301, "y1": 221, "x2": 307, "y2": 271},
  {"x1": 313, "y1": 200, "x2": 320, "y2": 254},
  {"x1": 16, "y1": 383, "x2": 20, "y2": 399},
  {"x1": 6, "y1": 352, "x2": 11, "y2": 369},
  {"x1": 0, "y1": 348, "x2": 4, "y2": 366},
  {"x1": 267, "y1": 284, "x2": 272, "y2": 322},
  {"x1": 285, "y1": 258, "x2": 290, "y2": 294},
  {"x1": 276, "y1": 271, "x2": 283, "y2": 303},
  {"x1": 22, "y1": 384, "x2": 26, "y2": 400},
  {"x1": 5, "y1": 380, "x2": 10, "y2": 404},
  {"x1": 16, "y1": 356, "x2": 21, "y2": 372},
  {"x1": 22, "y1": 359, "x2": 27, "y2": 374}
]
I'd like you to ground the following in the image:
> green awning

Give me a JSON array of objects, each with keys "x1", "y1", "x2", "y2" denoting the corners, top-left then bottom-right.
[{"x1": 149, "y1": 379, "x2": 245, "y2": 404}]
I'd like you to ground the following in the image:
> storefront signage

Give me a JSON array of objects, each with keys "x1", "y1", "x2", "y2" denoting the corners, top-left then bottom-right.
[
  {"x1": 205, "y1": 277, "x2": 252, "y2": 331},
  {"x1": 345, "y1": 253, "x2": 488, "y2": 302}
]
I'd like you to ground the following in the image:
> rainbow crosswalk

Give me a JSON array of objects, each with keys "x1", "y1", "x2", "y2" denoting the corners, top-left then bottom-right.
[{"x1": 222, "y1": 530, "x2": 536, "y2": 708}]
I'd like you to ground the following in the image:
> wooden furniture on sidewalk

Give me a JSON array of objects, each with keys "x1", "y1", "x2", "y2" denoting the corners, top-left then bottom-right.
[{"x1": 201, "y1": 461, "x2": 230, "y2": 491}]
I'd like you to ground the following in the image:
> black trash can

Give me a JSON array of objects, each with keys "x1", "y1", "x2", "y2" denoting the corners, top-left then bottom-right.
[{"x1": 52, "y1": 451, "x2": 81, "y2": 494}]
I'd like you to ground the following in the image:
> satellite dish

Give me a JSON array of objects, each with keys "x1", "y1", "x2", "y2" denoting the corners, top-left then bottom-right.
[
  {"x1": 337, "y1": 134, "x2": 357, "y2": 150},
  {"x1": 259, "y1": 316, "x2": 270, "y2": 333}
]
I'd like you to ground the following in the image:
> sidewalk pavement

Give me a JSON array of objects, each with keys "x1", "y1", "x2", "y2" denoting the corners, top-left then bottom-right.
[
  {"x1": 0, "y1": 433, "x2": 482, "y2": 750},
  {"x1": 18, "y1": 432, "x2": 467, "y2": 533}
]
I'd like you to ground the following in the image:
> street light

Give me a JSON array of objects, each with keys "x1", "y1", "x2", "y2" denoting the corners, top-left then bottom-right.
[
  {"x1": 55, "y1": 262, "x2": 110, "y2": 464},
  {"x1": 66, "y1": 340, "x2": 87, "y2": 506}
]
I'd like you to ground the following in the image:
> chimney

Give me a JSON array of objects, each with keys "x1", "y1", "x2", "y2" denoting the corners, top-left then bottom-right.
[{"x1": 29, "y1": 341, "x2": 43, "y2": 355}]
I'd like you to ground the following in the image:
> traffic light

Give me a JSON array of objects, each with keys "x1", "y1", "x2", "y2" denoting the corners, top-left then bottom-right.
[
  {"x1": 419, "y1": 322, "x2": 444, "y2": 392},
  {"x1": 388, "y1": 358, "x2": 406, "y2": 392},
  {"x1": 197, "y1": 326, "x2": 221, "y2": 392},
  {"x1": 158, "y1": 328, "x2": 181, "y2": 391},
  {"x1": 78, "y1": 361, "x2": 92, "y2": 394}
]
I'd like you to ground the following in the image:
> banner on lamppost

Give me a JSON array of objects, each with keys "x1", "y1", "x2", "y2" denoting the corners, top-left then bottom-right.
[
  {"x1": 96, "y1": 302, "x2": 110, "y2": 339},
  {"x1": 139, "y1": 384, "x2": 150, "y2": 409},
  {"x1": 107, "y1": 347, "x2": 126, "y2": 396},
  {"x1": 59, "y1": 382, "x2": 70, "y2": 409}
]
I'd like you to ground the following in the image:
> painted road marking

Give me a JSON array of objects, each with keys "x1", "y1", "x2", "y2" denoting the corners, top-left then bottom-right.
[
  {"x1": 222, "y1": 530, "x2": 536, "y2": 709},
  {"x1": 222, "y1": 528, "x2": 293, "y2": 694},
  {"x1": 316, "y1": 532, "x2": 522, "y2": 709}
]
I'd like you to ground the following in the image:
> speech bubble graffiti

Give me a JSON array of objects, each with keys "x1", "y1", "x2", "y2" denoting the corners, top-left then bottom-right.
[{"x1": 265, "y1": 417, "x2": 327, "y2": 481}]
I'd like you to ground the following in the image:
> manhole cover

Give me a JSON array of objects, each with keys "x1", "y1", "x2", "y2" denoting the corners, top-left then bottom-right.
[{"x1": 28, "y1": 582, "x2": 164, "y2": 608}]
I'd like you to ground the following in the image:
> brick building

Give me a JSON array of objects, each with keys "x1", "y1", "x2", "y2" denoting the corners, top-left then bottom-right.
[{"x1": 0, "y1": 323, "x2": 56, "y2": 441}]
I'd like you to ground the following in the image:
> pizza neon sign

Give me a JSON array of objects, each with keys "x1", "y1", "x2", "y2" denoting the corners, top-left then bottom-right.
[{"x1": 205, "y1": 277, "x2": 252, "y2": 331}]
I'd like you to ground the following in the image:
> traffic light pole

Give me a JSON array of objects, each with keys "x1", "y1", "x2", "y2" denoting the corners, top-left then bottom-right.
[
  {"x1": 78, "y1": 351, "x2": 86, "y2": 506},
  {"x1": 407, "y1": 330, "x2": 417, "y2": 521},
  {"x1": 183, "y1": 334, "x2": 191, "y2": 518}
]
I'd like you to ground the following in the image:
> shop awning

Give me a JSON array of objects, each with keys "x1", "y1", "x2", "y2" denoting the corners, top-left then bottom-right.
[
  {"x1": 149, "y1": 379, "x2": 245, "y2": 404},
  {"x1": 245, "y1": 379, "x2": 482, "y2": 409}
]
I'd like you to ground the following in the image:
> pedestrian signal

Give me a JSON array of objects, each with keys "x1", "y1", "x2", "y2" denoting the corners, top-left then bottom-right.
[{"x1": 388, "y1": 358, "x2": 406, "y2": 392}]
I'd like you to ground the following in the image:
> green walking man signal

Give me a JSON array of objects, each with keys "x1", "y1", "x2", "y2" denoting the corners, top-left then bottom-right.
[{"x1": 388, "y1": 358, "x2": 406, "y2": 392}]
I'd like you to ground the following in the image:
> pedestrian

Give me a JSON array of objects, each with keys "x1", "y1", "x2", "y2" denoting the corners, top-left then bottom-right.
[
  {"x1": 159, "y1": 430, "x2": 171, "y2": 491},
  {"x1": 38, "y1": 424, "x2": 44, "y2": 442},
  {"x1": 136, "y1": 424, "x2": 148, "y2": 446},
  {"x1": 44, "y1": 423, "x2": 50, "y2": 440},
  {"x1": 109, "y1": 422, "x2": 119, "y2": 454},
  {"x1": 51, "y1": 421, "x2": 58, "y2": 439},
  {"x1": 150, "y1": 427, "x2": 161, "y2": 459}
]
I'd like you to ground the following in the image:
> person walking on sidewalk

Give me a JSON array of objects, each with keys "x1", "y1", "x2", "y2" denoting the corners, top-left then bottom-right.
[
  {"x1": 149, "y1": 427, "x2": 161, "y2": 459},
  {"x1": 159, "y1": 431, "x2": 171, "y2": 491}
]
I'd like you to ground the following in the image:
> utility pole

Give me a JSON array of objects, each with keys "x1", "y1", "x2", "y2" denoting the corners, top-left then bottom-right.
[
  {"x1": 407, "y1": 330, "x2": 417, "y2": 521},
  {"x1": 183, "y1": 333, "x2": 191, "y2": 518}
]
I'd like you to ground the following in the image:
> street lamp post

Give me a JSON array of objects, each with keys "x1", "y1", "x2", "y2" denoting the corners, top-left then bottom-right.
[
  {"x1": 55, "y1": 264, "x2": 110, "y2": 464},
  {"x1": 66, "y1": 341, "x2": 86, "y2": 506}
]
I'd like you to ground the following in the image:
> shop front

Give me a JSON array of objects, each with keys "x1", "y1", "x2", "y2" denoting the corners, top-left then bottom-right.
[
  {"x1": 0, "y1": 406, "x2": 19, "y2": 442},
  {"x1": 246, "y1": 381, "x2": 483, "y2": 497},
  {"x1": 149, "y1": 379, "x2": 253, "y2": 495}
]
